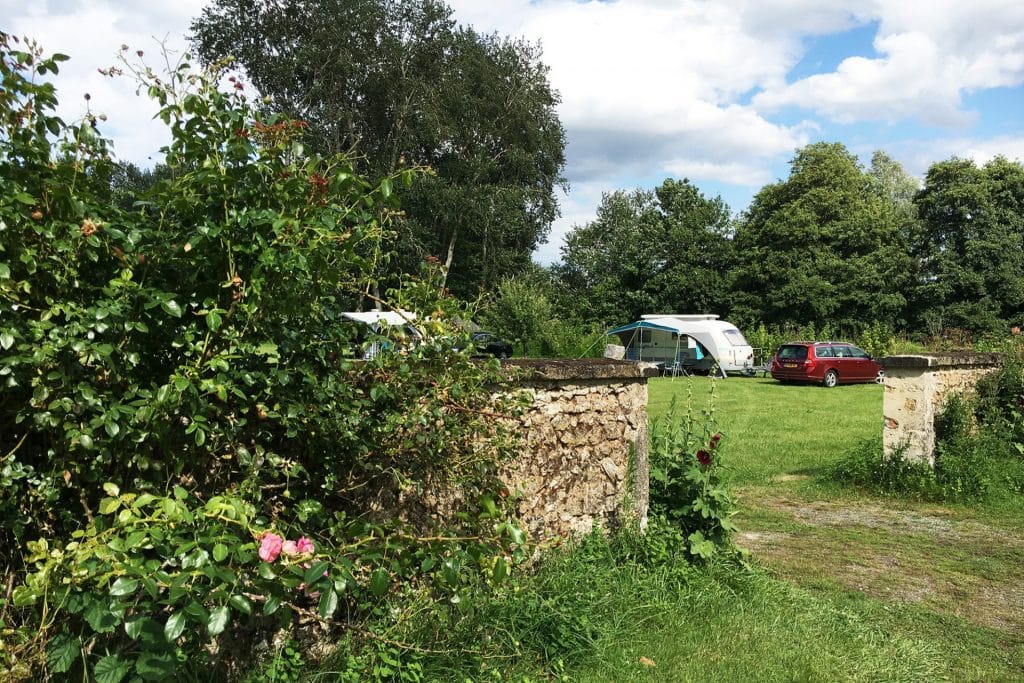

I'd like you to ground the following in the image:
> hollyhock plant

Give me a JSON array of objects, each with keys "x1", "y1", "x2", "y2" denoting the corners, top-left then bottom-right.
[
  {"x1": 259, "y1": 532, "x2": 284, "y2": 562},
  {"x1": 709, "y1": 433, "x2": 722, "y2": 448},
  {"x1": 696, "y1": 449, "x2": 712, "y2": 466}
]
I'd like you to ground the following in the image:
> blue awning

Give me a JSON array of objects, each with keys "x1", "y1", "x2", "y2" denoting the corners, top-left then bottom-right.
[{"x1": 607, "y1": 320, "x2": 680, "y2": 335}]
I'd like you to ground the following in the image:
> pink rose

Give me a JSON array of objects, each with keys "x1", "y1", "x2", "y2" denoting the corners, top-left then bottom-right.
[
  {"x1": 296, "y1": 536, "x2": 315, "y2": 554},
  {"x1": 281, "y1": 540, "x2": 298, "y2": 556},
  {"x1": 259, "y1": 532, "x2": 283, "y2": 562}
]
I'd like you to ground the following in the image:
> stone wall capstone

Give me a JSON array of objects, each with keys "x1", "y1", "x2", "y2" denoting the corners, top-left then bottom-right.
[{"x1": 500, "y1": 359, "x2": 653, "y2": 539}]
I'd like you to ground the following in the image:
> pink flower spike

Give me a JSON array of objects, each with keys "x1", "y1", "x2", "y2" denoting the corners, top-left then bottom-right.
[
  {"x1": 296, "y1": 536, "x2": 315, "y2": 554},
  {"x1": 259, "y1": 532, "x2": 283, "y2": 562},
  {"x1": 281, "y1": 540, "x2": 298, "y2": 556}
]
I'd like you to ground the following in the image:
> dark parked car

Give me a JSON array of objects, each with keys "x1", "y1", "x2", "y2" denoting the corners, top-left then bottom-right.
[
  {"x1": 769, "y1": 341, "x2": 883, "y2": 387},
  {"x1": 471, "y1": 332, "x2": 513, "y2": 359}
]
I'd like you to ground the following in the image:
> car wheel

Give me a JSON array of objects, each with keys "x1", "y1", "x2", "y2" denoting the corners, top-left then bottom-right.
[
  {"x1": 875, "y1": 369, "x2": 885, "y2": 384},
  {"x1": 823, "y1": 369, "x2": 839, "y2": 388}
]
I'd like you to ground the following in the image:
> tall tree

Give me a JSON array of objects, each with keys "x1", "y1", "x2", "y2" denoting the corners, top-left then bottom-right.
[
  {"x1": 191, "y1": 0, "x2": 566, "y2": 298},
  {"x1": 913, "y1": 156, "x2": 1024, "y2": 334},
  {"x1": 556, "y1": 178, "x2": 733, "y2": 325},
  {"x1": 731, "y1": 142, "x2": 911, "y2": 330}
]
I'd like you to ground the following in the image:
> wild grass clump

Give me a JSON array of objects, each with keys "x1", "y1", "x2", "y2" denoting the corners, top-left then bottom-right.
[{"x1": 829, "y1": 438, "x2": 945, "y2": 499}]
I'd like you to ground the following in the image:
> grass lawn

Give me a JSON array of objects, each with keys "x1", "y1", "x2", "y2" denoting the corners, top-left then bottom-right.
[
  {"x1": 647, "y1": 375, "x2": 884, "y2": 486},
  {"x1": 421, "y1": 376, "x2": 1024, "y2": 682}
]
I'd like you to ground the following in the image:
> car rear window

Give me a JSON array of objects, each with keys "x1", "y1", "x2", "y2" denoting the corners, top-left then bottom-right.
[{"x1": 777, "y1": 345, "x2": 808, "y2": 360}]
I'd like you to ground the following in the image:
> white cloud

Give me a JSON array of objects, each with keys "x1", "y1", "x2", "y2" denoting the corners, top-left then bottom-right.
[
  {"x1": 5, "y1": 0, "x2": 1023, "y2": 264},
  {"x1": 754, "y1": 0, "x2": 1024, "y2": 127}
]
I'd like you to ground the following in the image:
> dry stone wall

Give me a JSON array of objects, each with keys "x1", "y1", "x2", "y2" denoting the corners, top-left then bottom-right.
[
  {"x1": 877, "y1": 353, "x2": 1002, "y2": 465},
  {"x1": 500, "y1": 359, "x2": 652, "y2": 539}
]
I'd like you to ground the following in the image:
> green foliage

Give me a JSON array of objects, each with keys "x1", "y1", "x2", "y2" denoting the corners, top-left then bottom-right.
[
  {"x1": 731, "y1": 143, "x2": 912, "y2": 331},
  {"x1": 479, "y1": 271, "x2": 605, "y2": 357},
  {"x1": 647, "y1": 387, "x2": 738, "y2": 560},
  {"x1": 856, "y1": 321, "x2": 896, "y2": 358},
  {"x1": 829, "y1": 439, "x2": 945, "y2": 499},
  {"x1": 912, "y1": 156, "x2": 1024, "y2": 335},
  {"x1": 191, "y1": 0, "x2": 567, "y2": 298},
  {"x1": 0, "y1": 35, "x2": 528, "y2": 681},
  {"x1": 555, "y1": 178, "x2": 733, "y2": 325}
]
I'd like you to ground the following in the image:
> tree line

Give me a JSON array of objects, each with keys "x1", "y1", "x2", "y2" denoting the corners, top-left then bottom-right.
[{"x1": 548, "y1": 143, "x2": 1024, "y2": 340}]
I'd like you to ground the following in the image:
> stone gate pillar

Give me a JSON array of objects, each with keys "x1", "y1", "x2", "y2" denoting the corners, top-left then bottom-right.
[{"x1": 876, "y1": 353, "x2": 1002, "y2": 465}]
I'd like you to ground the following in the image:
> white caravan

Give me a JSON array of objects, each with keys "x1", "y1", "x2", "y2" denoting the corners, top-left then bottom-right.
[
  {"x1": 341, "y1": 310, "x2": 419, "y2": 359},
  {"x1": 608, "y1": 314, "x2": 755, "y2": 375}
]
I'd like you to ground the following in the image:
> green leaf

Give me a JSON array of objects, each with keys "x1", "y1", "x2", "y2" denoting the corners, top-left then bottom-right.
[
  {"x1": 98, "y1": 497, "x2": 120, "y2": 515},
  {"x1": 369, "y1": 569, "x2": 389, "y2": 597},
  {"x1": 212, "y1": 543, "x2": 229, "y2": 562},
  {"x1": 103, "y1": 482, "x2": 120, "y2": 497},
  {"x1": 228, "y1": 594, "x2": 253, "y2": 616},
  {"x1": 94, "y1": 654, "x2": 131, "y2": 683},
  {"x1": 303, "y1": 561, "x2": 329, "y2": 586},
  {"x1": 206, "y1": 309, "x2": 222, "y2": 330},
  {"x1": 105, "y1": 421, "x2": 120, "y2": 438},
  {"x1": 13, "y1": 191, "x2": 36, "y2": 205},
  {"x1": 161, "y1": 299, "x2": 183, "y2": 317},
  {"x1": 492, "y1": 557, "x2": 508, "y2": 583},
  {"x1": 318, "y1": 588, "x2": 339, "y2": 618},
  {"x1": 80, "y1": 433, "x2": 94, "y2": 449},
  {"x1": 255, "y1": 341, "x2": 279, "y2": 357},
  {"x1": 0, "y1": 263, "x2": 10, "y2": 279},
  {"x1": 124, "y1": 616, "x2": 149, "y2": 639},
  {"x1": 442, "y1": 559, "x2": 460, "y2": 587},
  {"x1": 0, "y1": 332, "x2": 13, "y2": 350},
  {"x1": 263, "y1": 595, "x2": 281, "y2": 615},
  {"x1": 207, "y1": 605, "x2": 230, "y2": 636},
  {"x1": 45, "y1": 633, "x2": 80, "y2": 674},
  {"x1": 164, "y1": 611, "x2": 186, "y2": 642},
  {"x1": 109, "y1": 577, "x2": 139, "y2": 597},
  {"x1": 134, "y1": 649, "x2": 175, "y2": 681},
  {"x1": 84, "y1": 600, "x2": 123, "y2": 633}
]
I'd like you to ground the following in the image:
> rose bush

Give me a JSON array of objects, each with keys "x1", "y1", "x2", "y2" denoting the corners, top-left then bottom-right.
[{"x1": 1, "y1": 34, "x2": 526, "y2": 681}]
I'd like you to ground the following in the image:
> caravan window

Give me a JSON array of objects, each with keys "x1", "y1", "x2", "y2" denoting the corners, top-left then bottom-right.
[
  {"x1": 639, "y1": 329, "x2": 652, "y2": 344},
  {"x1": 722, "y1": 327, "x2": 749, "y2": 346}
]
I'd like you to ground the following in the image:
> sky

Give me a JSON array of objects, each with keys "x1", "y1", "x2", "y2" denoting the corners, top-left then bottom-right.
[{"x1": 4, "y1": 0, "x2": 1024, "y2": 264}]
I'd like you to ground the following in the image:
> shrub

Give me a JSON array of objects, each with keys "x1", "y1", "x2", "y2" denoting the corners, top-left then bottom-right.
[{"x1": 1, "y1": 36, "x2": 526, "y2": 681}]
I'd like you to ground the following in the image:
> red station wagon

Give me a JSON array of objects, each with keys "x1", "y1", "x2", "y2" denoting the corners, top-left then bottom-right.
[{"x1": 769, "y1": 341, "x2": 883, "y2": 388}]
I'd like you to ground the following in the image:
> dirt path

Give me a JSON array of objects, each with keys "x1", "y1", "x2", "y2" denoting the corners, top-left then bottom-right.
[{"x1": 736, "y1": 486, "x2": 1024, "y2": 637}]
